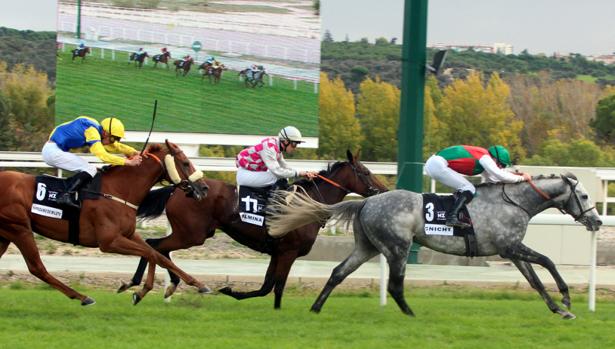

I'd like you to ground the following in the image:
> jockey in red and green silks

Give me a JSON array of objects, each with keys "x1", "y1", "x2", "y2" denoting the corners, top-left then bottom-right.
[{"x1": 424, "y1": 145, "x2": 531, "y2": 227}]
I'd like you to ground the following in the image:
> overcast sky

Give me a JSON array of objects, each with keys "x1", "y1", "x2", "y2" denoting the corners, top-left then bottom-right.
[{"x1": 1, "y1": 0, "x2": 614, "y2": 56}]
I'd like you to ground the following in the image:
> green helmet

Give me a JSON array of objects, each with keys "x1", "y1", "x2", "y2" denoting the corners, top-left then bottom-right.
[{"x1": 488, "y1": 145, "x2": 511, "y2": 167}]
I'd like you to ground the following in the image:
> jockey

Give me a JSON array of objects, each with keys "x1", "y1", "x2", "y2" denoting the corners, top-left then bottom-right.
[
  {"x1": 246, "y1": 64, "x2": 259, "y2": 80},
  {"x1": 42, "y1": 116, "x2": 142, "y2": 208},
  {"x1": 236, "y1": 126, "x2": 318, "y2": 189},
  {"x1": 136, "y1": 47, "x2": 144, "y2": 56},
  {"x1": 205, "y1": 56, "x2": 215, "y2": 65},
  {"x1": 424, "y1": 145, "x2": 531, "y2": 227},
  {"x1": 180, "y1": 54, "x2": 192, "y2": 67},
  {"x1": 78, "y1": 42, "x2": 85, "y2": 50},
  {"x1": 161, "y1": 47, "x2": 168, "y2": 54}
]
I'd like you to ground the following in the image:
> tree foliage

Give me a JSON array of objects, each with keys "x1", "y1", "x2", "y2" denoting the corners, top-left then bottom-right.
[
  {"x1": 591, "y1": 94, "x2": 615, "y2": 144},
  {"x1": 523, "y1": 138, "x2": 615, "y2": 166},
  {"x1": 0, "y1": 27, "x2": 56, "y2": 83},
  {"x1": 318, "y1": 72, "x2": 363, "y2": 159}
]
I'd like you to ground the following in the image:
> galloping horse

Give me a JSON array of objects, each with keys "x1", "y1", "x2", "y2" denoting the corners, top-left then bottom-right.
[
  {"x1": 118, "y1": 150, "x2": 388, "y2": 308},
  {"x1": 0, "y1": 141, "x2": 210, "y2": 305},
  {"x1": 152, "y1": 51, "x2": 172, "y2": 68},
  {"x1": 239, "y1": 67, "x2": 268, "y2": 87},
  {"x1": 199, "y1": 63, "x2": 226, "y2": 84},
  {"x1": 268, "y1": 174, "x2": 603, "y2": 319},
  {"x1": 174, "y1": 59, "x2": 193, "y2": 77},
  {"x1": 71, "y1": 46, "x2": 90, "y2": 62},
  {"x1": 129, "y1": 51, "x2": 149, "y2": 68}
]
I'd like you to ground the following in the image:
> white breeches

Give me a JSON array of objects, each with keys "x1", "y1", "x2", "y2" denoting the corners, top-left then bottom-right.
[
  {"x1": 424, "y1": 154, "x2": 476, "y2": 194},
  {"x1": 42, "y1": 142, "x2": 97, "y2": 177},
  {"x1": 236, "y1": 167, "x2": 278, "y2": 187}
]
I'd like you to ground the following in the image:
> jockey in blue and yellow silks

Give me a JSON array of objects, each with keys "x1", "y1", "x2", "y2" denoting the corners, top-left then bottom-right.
[
  {"x1": 42, "y1": 116, "x2": 142, "y2": 207},
  {"x1": 424, "y1": 145, "x2": 531, "y2": 227}
]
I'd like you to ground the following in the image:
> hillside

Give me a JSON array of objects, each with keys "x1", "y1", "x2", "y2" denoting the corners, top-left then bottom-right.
[{"x1": 0, "y1": 27, "x2": 57, "y2": 83}]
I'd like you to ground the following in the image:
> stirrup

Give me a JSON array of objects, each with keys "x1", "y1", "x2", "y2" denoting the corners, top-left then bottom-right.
[
  {"x1": 57, "y1": 192, "x2": 80, "y2": 208},
  {"x1": 445, "y1": 217, "x2": 470, "y2": 228}
]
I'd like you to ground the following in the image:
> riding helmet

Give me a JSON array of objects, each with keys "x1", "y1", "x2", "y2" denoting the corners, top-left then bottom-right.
[
  {"x1": 100, "y1": 117, "x2": 126, "y2": 139},
  {"x1": 488, "y1": 145, "x2": 511, "y2": 167},
  {"x1": 278, "y1": 126, "x2": 303, "y2": 143}
]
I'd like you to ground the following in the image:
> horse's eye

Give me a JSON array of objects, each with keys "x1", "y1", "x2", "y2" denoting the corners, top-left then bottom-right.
[{"x1": 581, "y1": 194, "x2": 588, "y2": 200}]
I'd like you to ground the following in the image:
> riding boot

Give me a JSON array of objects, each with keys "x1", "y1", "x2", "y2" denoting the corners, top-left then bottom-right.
[
  {"x1": 57, "y1": 172, "x2": 93, "y2": 208},
  {"x1": 446, "y1": 190, "x2": 474, "y2": 228},
  {"x1": 272, "y1": 178, "x2": 289, "y2": 191}
]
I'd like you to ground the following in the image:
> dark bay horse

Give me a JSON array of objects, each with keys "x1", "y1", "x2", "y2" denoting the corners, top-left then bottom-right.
[
  {"x1": 0, "y1": 141, "x2": 209, "y2": 305},
  {"x1": 199, "y1": 63, "x2": 226, "y2": 84},
  {"x1": 118, "y1": 150, "x2": 388, "y2": 308},
  {"x1": 129, "y1": 51, "x2": 149, "y2": 68},
  {"x1": 71, "y1": 46, "x2": 90, "y2": 62},
  {"x1": 239, "y1": 67, "x2": 267, "y2": 87},
  {"x1": 174, "y1": 59, "x2": 193, "y2": 77},
  {"x1": 152, "y1": 51, "x2": 171, "y2": 68},
  {"x1": 267, "y1": 174, "x2": 602, "y2": 319}
]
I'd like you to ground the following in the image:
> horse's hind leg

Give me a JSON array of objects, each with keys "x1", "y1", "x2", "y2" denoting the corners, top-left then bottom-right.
[
  {"x1": 311, "y1": 236, "x2": 379, "y2": 313},
  {"x1": 510, "y1": 259, "x2": 575, "y2": 319},
  {"x1": 382, "y1": 249, "x2": 415, "y2": 316},
  {"x1": 117, "y1": 237, "x2": 164, "y2": 293},
  {"x1": 271, "y1": 250, "x2": 300, "y2": 309},
  {"x1": 507, "y1": 243, "x2": 572, "y2": 309},
  {"x1": 219, "y1": 255, "x2": 277, "y2": 300},
  {"x1": 5, "y1": 228, "x2": 94, "y2": 305},
  {"x1": 0, "y1": 237, "x2": 10, "y2": 258}
]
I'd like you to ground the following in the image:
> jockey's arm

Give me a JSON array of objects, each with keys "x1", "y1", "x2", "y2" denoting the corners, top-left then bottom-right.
[
  {"x1": 479, "y1": 155, "x2": 526, "y2": 183},
  {"x1": 259, "y1": 148, "x2": 298, "y2": 178},
  {"x1": 104, "y1": 141, "x2": 139, "y2": 157},
  {"x1": 89, "y1": 142, "x2": 128, "y2": 166}
]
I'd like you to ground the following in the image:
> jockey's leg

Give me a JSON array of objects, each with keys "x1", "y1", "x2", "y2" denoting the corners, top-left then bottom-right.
[
  {"x1": 446, "y1": 190, "x2": 474, "y2": 228},
  {"x1": 57, "y1": 171, "x2": 93, "y2": 208}
]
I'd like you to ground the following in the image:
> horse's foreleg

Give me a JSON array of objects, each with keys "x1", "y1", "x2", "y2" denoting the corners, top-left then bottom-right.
[
  {"x1": 510, "y1": 258, "x2": 575, "y2": 319},
  {"x1": 311, "y1": 244, "x2": 379, "y2": 313},
  {"x1": 7, "y1": 229, "x2": 94, "y2": 305},
  {"x1": 218, "y1": 255, "x2": 277, "y2": 300},
  {"x1": 117, "y1": 237, "x2": 164, "y2": 293},
  {"x1": 383, "y1": 249, "x2": 415, "y2": 316},
  {"x1": 510, "y1": 243, "x2": 572, "y2": 309},
  {"x1": 133, "y1": 261, "x2": 156, "y2": 305}
]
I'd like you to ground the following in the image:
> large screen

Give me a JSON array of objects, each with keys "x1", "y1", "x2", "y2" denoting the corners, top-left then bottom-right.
[{"x1": 55, "y1": 0, "x2": 320, "y2": 145}]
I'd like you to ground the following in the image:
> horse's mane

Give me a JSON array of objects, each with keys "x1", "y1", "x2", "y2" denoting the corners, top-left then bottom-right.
[
  {"x1": 474, "y1": 173, "x2": 574, "y2": 189},
  {"x1": 145, "y1": 143, "x2": 165, "y2": 154},
  {"x1": 293, "y1": 161, "x2": 345, "y2": 188}
]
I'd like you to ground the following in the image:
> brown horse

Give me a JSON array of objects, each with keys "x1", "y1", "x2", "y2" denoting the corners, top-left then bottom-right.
[
  {"x1": 71, "y1": 46, "x2": 90, "y2": 62},
  {"x1": 199, "y1": 63, "x2": 226, "y2": 84},
  {"x1": 0, "y1": 141, "x2": 209, "y2": 305},
  {"x1": 152, "y1": 51, "x2": 171, "y2": 68},
  {"x1": 174, "y1": 58, "x2": 193, "y2": 77},
  {"x1": 129, "y1": 51, "x2": 149, "y2": 68},
  {"x1": 118, "y1": 150, "x2": 388, "y2": 308}
]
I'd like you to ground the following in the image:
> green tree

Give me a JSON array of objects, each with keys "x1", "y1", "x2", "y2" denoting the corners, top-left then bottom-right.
[
  {"x1": 591, "y1": 94, "x2": 615, "y2": 144},
  {"x1": 523, "y1": 137, "x2": 615, "y2": 166},
  {"x1": 318, "y1": 72, "x2": 363, "y2": 159},
  {"x1": 357, "y1": 77, "x2": 400, "y2": 161}
]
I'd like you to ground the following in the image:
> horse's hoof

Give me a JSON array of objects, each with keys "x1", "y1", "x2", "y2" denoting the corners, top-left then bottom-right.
[
  {"x1": 218, "y1": 286, "x2": 232, "y2": 296},
  {"x1": 81, "y1": 297, "x2": 96, "y2": 306},
  {"x1": 164, "y1": 284, "x2": 177, "y2": 299},
  {"x1": 310, "y1": 307, "x2": 321, "y2": 314},
  {"x1": 562, "y1": 298, "x2": 572, "y2": 309},
  {"x1": 132, "y1": 293, "x2": 142, "y2": 305},
  {"x1": 117, "y1": 281, "x2": 134, "y2": 293},
  {"x1": 561, "y1": 312, "x2": 576, "y2": 320},
  {"x1": 198, "y1": 286, "x2": 212, "y2": 294}
]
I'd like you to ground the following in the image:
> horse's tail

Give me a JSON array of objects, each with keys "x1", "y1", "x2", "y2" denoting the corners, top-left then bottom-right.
[
  {"x1": 137, "y1": 186, "x2": 175, "y2": 219},
  {"x1": 267, "y1": 191, "x2": 366, "y2": 237}
]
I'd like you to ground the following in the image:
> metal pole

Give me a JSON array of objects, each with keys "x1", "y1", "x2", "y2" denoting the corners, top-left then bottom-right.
[{"x1": 76, "y1": 0, "x2": 82, "y2": 39}]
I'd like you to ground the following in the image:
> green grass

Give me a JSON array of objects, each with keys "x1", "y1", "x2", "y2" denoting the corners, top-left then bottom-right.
[
  {"x1": 55, "y1": 45, "x2": 319, "y2": 136},
  {"x1": 0, "y1": 284, "x2": 614, "y2": 348}
]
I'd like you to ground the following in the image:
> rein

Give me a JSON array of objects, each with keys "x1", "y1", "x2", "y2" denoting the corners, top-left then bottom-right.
[{"x1": 316, "y1": 174, "x2": 351, "y2": 193}]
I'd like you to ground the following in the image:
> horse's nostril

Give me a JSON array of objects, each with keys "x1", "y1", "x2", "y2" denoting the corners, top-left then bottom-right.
[{"x1": 597, "y1": 219, "x2": 603, "y2": 226}]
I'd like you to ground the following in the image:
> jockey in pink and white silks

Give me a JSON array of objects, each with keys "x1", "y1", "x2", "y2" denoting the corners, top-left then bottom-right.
[
  {"x1": 424, "y1": 145, "x2": 531, "y2": 227},
  {"x1": 236, "y1": 126, "x2": 318, "y2": 188}
]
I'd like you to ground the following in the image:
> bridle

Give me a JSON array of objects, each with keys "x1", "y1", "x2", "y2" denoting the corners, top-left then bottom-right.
[
  {"x1": 502, "y1": 176, "x2": 595, "y2": 221},
  {"x1": 311, "y1": 162, "x2": 382, "y2": 201}
]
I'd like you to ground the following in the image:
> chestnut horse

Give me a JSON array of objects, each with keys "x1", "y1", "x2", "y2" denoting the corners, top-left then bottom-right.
[
  {"x1": 199, "y1": 63, "x2": 226, "y2": 84},
  {"x1": 129, "y1": 51, "x2": 149, "y2": 68},
  {"x1": 152, "y1": 51, "x2": 172, "y2": 68},
  {"x1": 0, "y1": 141, "x2": 209, "y2": 305},
  {"x1": 119, "y1": 150, "x2": 388, "y2": 308},
  {"x1": 174, "y1": 59, "x2": 193, "y2": 77},
  {"x1": 71, "y1": 46, "x2": 90, "y2": 62}
]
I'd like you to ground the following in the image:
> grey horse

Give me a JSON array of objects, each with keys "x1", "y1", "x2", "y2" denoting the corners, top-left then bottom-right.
[{"x1": 267, "y1": 174, "x2": 603, "y2": 319}]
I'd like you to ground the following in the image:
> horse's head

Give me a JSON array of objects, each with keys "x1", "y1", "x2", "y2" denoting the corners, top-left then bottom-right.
[
  {"x1": 554, "y1": 173, "x2": 602, "y2": 231},
  {"x1": 145, "y1": 141, "x2": 208, "y2": 201},
  {"x1": 307, "y1": 150, "x2": 388, "y2": 198}
]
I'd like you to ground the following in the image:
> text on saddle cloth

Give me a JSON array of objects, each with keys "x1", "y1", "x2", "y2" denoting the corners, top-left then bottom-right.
[
  {"x1": 422, "y1": 193, "x2": 478, "y2": 257},
  {"x1": 31, "y1": 174, "x2": 102, "y2": 219},
  {"x1": 238, "y1": 186, "x2": 271, "y2": 227}
]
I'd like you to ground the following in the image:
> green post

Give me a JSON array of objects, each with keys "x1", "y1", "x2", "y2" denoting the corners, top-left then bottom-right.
[
  {"x1": 398, "y1": 0, "x2": 428, "y2": 264},
  {"x1": 76, "y1": 0, "x2": 82, "y2": 39}
]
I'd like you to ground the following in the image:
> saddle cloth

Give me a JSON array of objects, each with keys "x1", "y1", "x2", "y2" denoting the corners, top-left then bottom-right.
[
  {"x1": 422, "y1": 193, "x2": 478, "y2": 257},
  {"x1": 238, "y1": 186, "x2": 270, "y2": 226}
]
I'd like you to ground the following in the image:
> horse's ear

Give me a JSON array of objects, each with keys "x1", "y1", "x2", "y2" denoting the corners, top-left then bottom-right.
[
  {"x1": 346, "y1": 150, "x2": 354, "y2": 163},
  {"x1": 354, "y1": 149, "x2": 362, "y2": 161},
  {"x1": 561, "y1": 172, "x2": 578, "y2": 183}
]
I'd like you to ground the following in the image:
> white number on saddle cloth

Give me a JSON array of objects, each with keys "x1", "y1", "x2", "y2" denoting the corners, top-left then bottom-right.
[
  {"x1": 36, "y1": 182, "x2": 47, "y2": 201},
  {"x1": 239, "y1": 194, "x2": 265, "y2": 226}
]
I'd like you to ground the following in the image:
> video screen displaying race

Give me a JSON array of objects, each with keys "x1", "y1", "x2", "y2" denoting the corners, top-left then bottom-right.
[{"x1": 55, "y1": 0, "x2": 320, "y2": 139}]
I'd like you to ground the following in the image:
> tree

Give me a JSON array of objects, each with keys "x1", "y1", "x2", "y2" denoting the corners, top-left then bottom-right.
[
  {"x1": 591, "y1": 94, "x2": 615, "y2": 144},
  {"x1": 356, "y1": 77, "x2": 400, "y2": 161},
  {"x1": 322, "y1": 30, "x2": 333, "y2": 43},
  {"x1": 318, "y1": 72, "x2": 363, "y2": 159},
  {"x1": 423, "y1": 76, "x2": 446, "y2": 158},
  {"x1": 523, "y1": 137, "x2": 615, "y2": 166},
  {"x1": 437, "y1": 71, "x2": 525, "y2": 159}
]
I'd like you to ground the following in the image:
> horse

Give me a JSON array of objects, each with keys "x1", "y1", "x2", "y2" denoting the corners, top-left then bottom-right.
[
  {"x1": 239, "y1": 67, "x2": 268, "y2": 87},
  {"x1": 174, "y1": 59, "x2": 193, "y2": 77},
  {"x1": 267, "y1": 173, "x2": 603, "y2": 319},
  {"x1": 117, "y1": 150, "x2": 389, "y2": 309},
  {"x1": 71, "y1": 46, "x2": 90, "y2": 62},
  {"x1": 0, "y1": 141, "x2": 210, "y2": 306},
  {"x1": 199, "y1": 63, "x2": 226, "y2": 84},
  {"x1": 152, "y1": 51, "x2": 171, "y2": 68},
  {"x1": 129, "y1": 51, "x2": 149, "y2": 68}
]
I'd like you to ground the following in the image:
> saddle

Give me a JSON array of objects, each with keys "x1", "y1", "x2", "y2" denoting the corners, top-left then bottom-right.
[
  {"x1": 31, "y1": 174, "x2": 102, "y2": 245},
  {"x1": 238, "y1": 179, "x2": 289, "y2": 227},
  {"x1": 422, "y1": 193, "x2": 478, "y2": 257}
]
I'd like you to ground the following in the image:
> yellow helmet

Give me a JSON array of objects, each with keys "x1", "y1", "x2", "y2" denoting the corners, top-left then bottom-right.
[{"x1": 100, "y1": 117, "x2": 125, "y2": 138}]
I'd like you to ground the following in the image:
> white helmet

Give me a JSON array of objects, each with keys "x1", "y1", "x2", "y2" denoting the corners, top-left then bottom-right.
[{"x1": 278, "y1": 126, "x2": 303, "y2": 143}]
